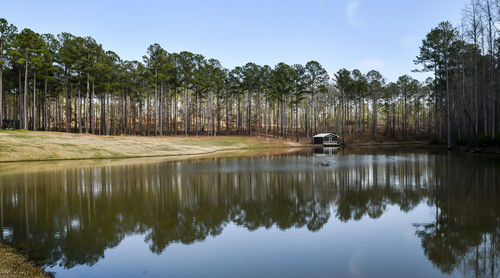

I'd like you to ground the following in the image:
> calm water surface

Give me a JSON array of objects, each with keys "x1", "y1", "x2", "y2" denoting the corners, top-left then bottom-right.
[{"x1": 0, "y1": 148, "x2": 499, "y2": 278}]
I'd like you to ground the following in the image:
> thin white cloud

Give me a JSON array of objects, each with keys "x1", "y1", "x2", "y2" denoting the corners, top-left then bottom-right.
[
  {"x1": 359, "y1": 59, "x2": 386, "y2": 69},
  {"x1": 347, "y1": 0, "x2": 360, "y2": 27},
  {"x1": 401, "y1": 35, "x2": 417, "y2": 48}
]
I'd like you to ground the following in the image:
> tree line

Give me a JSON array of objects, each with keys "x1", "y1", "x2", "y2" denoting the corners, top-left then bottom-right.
[
  {"x1": 415, "y1": 0, "x2": 500, "y2": 147},
  {"x1": 0, "y1": 3, "x2": 499, "y2": 145}
]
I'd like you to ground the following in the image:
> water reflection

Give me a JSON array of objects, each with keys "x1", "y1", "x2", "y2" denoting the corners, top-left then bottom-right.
[
  {"x1": 414, "y1": 153, "x2": 500, "y2": 277},
  {"x1": 0, "y1": 150, "x2": 498, "y2": 277}
]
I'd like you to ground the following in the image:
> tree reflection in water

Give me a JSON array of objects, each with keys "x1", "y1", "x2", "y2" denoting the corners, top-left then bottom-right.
[
  {"x1": 414, "y1": 153, "x2": 500, "y2": 277},
  {"x1": 0, "y1": 150, "x2": 498, "y2": 277}
]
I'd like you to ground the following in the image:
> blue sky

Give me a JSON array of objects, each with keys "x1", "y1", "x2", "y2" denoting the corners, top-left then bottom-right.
[{"x1": 3, "y1": 0, "x2": 469, "y2": 82}]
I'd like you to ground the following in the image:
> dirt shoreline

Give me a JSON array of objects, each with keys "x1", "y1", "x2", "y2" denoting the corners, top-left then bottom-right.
[{"x1": 0, "y1": 244, "x2": 50, "y2": 278}]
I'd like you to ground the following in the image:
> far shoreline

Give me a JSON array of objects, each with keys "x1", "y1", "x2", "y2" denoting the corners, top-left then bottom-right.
[{"x1": 1, "y1": 130, "x2": 498, "y2": 165}]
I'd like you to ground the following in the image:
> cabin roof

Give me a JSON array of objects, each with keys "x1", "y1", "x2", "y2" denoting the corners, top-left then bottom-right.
[{"x1": 313, "y1": 133, "x2": 338, "y2": 138}]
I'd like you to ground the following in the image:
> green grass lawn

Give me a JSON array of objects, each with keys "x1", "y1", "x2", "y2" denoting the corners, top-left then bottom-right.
[{"x1": 0, "y1": 130, "x2": 301, "y2": 162}]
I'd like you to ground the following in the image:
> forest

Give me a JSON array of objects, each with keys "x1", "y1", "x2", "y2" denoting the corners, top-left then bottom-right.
[{"x1": 0, "y1": 0, "x2": 499, "y2": 147}]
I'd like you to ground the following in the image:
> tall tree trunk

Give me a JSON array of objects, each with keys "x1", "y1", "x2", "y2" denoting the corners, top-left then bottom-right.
[
  {"x1": 225, "y1": 92, "x2": 229, "y2": 135},
  {"x1": 159, "y1": 83, "x2": 163, "y2": 136},
  {"x1": 217, "y1": 91, "x2": 221, "y2": 133},
  {"x1": 106, "y1": 92, "x2": 110, "y2": 135},
  {"x1": 446, "y1": 63, "x2": 451, "y2": 149},
  {"x1": 341, "y1": 88, "x2": 345, "y2": 143},
  {"x1": 265, "y1": 96, "x2": 268, "y2": 139},
  {"x1": 139, "y1": 98, "x2": 143, "y2": 135},
  {"x1": 24, "y1": 61, "x2": 28, "y2": 130},
  {"x1": 18, "y1": 68, "x2": 22, "y2": 128},
  {"x1": 280, "y1": 96, "x2": 285, "y2": 139},
  {"x1": 78, "y1": 87, "x2": 82, "y2": 133},
  {"x1": 0, "y1": 37, "x2": 4, "y2": 128},
  {"x1": 32, "y1": 72, "x2": 36, "y2": 131},
  {"x1": 284, "y1": 97, "x2": 287, "y2": 140},
  {"x1": 86, "y1": 73, "x2": 90, "y2": 133},
  {"x1": 473, "y1": 16, "x2": 479, "y2": 143},
  {"x1": 237, "y1": 94, "x2": 241, "y2": 135},
  {"x1": 212, "y1": 92, "x2": 216, "y2": 136},
  {"x1": 154, "y1": 72, "x2": 158, "y2": 135},
  {"x1": 305, "y1": 100, "x2": 309, "y2": 139},
  {"x1": 44, "y1": 78, "x2": 48, "y2": 131},
  {"x1": 296, "y1": 99, "x2": 299, "y2": 142},
  {"x1": 372, "y1": 95, "x2": 377, "y2": 139},
  {"x1": 65, "y1": 68, "x2": 71, "y2": 133},
  {"x1": 174, "y1": 88, "x2": 178, "y2": 135},
  {"x1": 273, "y1": 103, "x2": 277, "y2": 138},
  {"x1": 91, "y1": 81, "x2": 95, "y2": 134},
  {"x1": 248, "y1": 90, "x2": 251, "y2": 136},
  {"x1": 73, "y1": 87, "x2": 77, "y2": 133},
  {"x1": 184, "y1": 86, "x2": 188, "y2": 136},
  {"x1": 166, "y1": 88, "x2": 170, "y2": 135},
  {"x1": 312, "y1": 89, "x2": 315, "y2": 137},
  {"x1": 0, "y1": 67, "x2": 3, "y2": 128},
  {"x1": 100, "y1": 93, "x2": 105, "y2": 134},
  {"x1": 257, "y1": 90, "x2": 260, "y2": 137},
  {"x1": 486, "y1": 0, "x2": 495, "y2": 140},
  {"x1": 195, "y1": 91, "x2": 199, "y2": 136}
]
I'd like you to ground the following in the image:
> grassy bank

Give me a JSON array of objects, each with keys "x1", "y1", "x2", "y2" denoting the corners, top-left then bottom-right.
[
  {"x1": 0, "y1": 244, "x2": 49, "y2": 278},
  {"x1": 0, "y1": 130, "x2": 303, "y2": 162}
]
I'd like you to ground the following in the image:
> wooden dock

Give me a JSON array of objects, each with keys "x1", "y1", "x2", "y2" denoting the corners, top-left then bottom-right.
[{"x1": 323, "y1": 142, "x2": 340, "y2": 147}]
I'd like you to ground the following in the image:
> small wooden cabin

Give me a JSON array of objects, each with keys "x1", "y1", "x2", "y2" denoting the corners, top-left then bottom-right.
[{"x1": 313, "y1": 133, "x2": 340, "y2": 146}]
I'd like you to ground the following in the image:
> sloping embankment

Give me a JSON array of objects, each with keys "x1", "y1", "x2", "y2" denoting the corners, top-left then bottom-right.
[{"x1": 0, "y1": 130, "x2": 303, "y2": 163}]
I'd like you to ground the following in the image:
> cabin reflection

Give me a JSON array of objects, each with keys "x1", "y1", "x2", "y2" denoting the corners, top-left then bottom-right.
[{"x1": 313, "y1": 147, "x2": 340, "y2": 156}]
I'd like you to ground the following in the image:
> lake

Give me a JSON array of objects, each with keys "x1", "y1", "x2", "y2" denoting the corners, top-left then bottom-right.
[{"x1": 0, "y1": 148, "x2": 498, "y2": 278}]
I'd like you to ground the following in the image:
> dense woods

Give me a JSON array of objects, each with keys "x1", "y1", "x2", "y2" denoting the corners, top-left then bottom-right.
[{"x1": 0, "y1": 0, "x2": 499, "y2": 146}]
